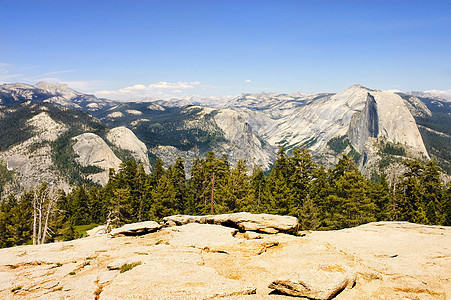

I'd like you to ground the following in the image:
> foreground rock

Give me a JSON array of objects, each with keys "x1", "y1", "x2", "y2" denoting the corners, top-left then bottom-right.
[
  {"x1": 269, "y1": 267, "x2": 356, "y2": 299},
  {"x1": 0, "y1": 220, "x2": 449, "y2": 299},
  {"x1": 163, "y1": 212, "x2": 299, "y2": 233},
  {"x1": 108, "y1": 221, "x2": 162, "y2": 237}
]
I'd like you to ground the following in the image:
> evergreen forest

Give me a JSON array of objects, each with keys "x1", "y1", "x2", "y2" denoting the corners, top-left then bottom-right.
[{"x1": 1, "y1": 148, "x2": 450, "y2": 248}]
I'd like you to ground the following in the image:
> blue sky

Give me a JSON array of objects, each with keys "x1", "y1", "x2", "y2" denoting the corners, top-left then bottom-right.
[{"x1": 1, "y1": 0, "x2": 450, "y2": 99}]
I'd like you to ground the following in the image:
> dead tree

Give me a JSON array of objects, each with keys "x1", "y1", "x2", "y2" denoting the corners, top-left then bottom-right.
[{"x1": 32, "y1": 183, "x2": 58, "y2": 245}]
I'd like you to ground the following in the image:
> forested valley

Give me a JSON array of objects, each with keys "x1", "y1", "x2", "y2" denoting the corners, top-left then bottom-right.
[{"x1": 1, "y1": 148, "x2": 450, "y2": 248}]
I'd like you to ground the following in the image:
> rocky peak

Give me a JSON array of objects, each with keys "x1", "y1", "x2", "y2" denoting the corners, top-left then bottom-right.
[
  {"x1": 34, "y1": 81, "x2": 80, "y2": 99},
  {"x1": 106, "y1": 126, "x2": 151, "y2": 173},
  {"x1": 72, "y1": 133, "x2": 122, "y2": 186}
]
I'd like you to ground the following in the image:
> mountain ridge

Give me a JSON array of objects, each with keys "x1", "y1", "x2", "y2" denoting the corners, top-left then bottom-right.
[{"x1": 0, "y1": 81, "x2": 449, "y2": 192}]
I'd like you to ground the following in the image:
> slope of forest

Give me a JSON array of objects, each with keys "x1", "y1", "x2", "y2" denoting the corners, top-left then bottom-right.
[
  {"x1": 1, "y1": 149, "x2": 449, "y2": 248},
  {"x1": 0, "y1": 82, "x2": 450, "y2": 250}
]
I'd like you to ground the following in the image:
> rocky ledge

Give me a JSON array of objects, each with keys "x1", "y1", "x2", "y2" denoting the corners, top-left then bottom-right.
[{"x1": 0, "y1": 213, "x2": 449, "y2": 299}]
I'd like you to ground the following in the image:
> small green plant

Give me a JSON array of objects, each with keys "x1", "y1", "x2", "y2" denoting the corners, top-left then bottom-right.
[
  {"x1": 119, "y1": 262, "x2": 141, "y2": 273},
  {"x1": 11, "y1": 286, "x2": 22, "y2": 293},
  {"x1": 69, "y1": 271, "x2": 76, "y2": 275},
  {"x1": 56, "y1": 263, "x2": 62, "y2": 267}
]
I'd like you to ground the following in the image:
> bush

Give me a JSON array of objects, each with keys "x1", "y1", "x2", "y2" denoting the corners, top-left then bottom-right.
[{"x1": 120, "y1": 262, "x2": 141, "y2": 273}]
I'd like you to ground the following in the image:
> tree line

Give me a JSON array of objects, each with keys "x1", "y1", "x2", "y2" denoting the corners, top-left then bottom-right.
[{"x1": 1, "y1": 148, "x2": 450, "y2": 248}]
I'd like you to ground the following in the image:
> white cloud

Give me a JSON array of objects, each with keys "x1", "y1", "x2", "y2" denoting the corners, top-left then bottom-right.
[
  {"x1": 425, "y1": 89, "x2": 451, "y2": 96},
  {"x1": 42, "y1": 69, "x2": 76, "y2": 76},
  {"x1": 245, "y1": 79, "x2": 252, "y2": 83},
  {"x1": 60, "y1": 80, "x2": 107, "y2": 92},
  {"x1": 96, "y1": 81, "x2": 202, "y2": 100},
  {"x1": 0, "y1": 63, "x2": 21, "y2": 83}
]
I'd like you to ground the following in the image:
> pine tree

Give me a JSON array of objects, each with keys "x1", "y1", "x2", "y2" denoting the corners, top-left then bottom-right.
[
  {"x1": 369, "y1": 174, "x2": 391, "y2": 221},
  {"x1": 264, "y1": 147, "x2": 293, "y2": 215},
  {"x1": 170, "y1": 157, "x2": 188, "y2": 214},
  {"x1": 149, "y1": 158, "x2": 165, "y2": 187},
  {"x1": 190, "y1": 152, "x2": 230, "y2": 215},
  {"x1": 70, "y1": 185, "x2": 90, "y2": 225},
  {"x1": 335, "y1": 171, "x2": 376, "y2": 228},
  {"x1": 288, "y1": 148, "x2": 316, "y2": 217},
  {"x1": 223, "y1": 160, "x2": 250, "y2": 213},
  {"x1": 105, "y1": 187, "x2": 133, "y2": 229},
  {"x1": 299, "y1": 196, "x2": 319, "y2": 230},
  {"x1": 248, "y1": 164, "x2": 266, "y2": 213},
  {"x1": 0, "y1": 194, "x2": 32, "y2": 247},
  {"x1": 150, "y1": 174, "x2": 178, "y2": 220},
  {"x1": 398, "y1": 160, "x2": 424, "y2": 221},
  {"x1": 421, "y1": 161, "x2": 442, "y2": 224}
]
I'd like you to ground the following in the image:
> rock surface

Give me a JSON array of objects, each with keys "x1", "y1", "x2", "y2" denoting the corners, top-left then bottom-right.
[
  {"x1": 269, "y1": 267, "x2": 356, "y2": 299},
  {"x1": 0, "y1": 219, "x2": 449, "y2": 299},
  {"x1": 163, "y1": 212, "x2": 299, "y2": 233},
  {"x1": 0, "y1": 108, "x2": 70, "y2": 192},
  {"x1": 105, "y1": 126, "x2": 151, "y2": 173},
  {"x1": 108, "y1": 221, "x2": 162, "y2": 237},
  {"x1": 72, "y1": 132, "x2": 122, "y2": 186}
]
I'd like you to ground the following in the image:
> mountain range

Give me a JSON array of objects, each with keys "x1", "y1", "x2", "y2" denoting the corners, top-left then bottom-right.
[{"x1": 0, "y1": 81, "x2": 450, "y2": 195}]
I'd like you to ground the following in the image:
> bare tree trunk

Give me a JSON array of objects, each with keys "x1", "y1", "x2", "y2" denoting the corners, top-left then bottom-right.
[
  {"x1": 210, "y1": 171, "x2": 215, "y2": 215},
  {"x1": 33, "y1": 189, "x2": 37, "y2": 245},
  {"x1": 41, "y1": 188, "x2": 56, "y2": 244},
  {"x1": 104, "y1": 211, "x2": 112, "y2": 234},
  {"x1": 37, "y1": 197, "x2": 43, "y2": 244}
]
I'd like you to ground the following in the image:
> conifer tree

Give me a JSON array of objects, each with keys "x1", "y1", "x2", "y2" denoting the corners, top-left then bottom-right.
[
  {"x1": 170, "y1": 157, "x2": 188, "y2": 213},
  {"x1": 421, "y1": 161, "x2": 442, "y2": 224},
  {"x1": 369, "y1": 174, "x2": 391, "y2": 221},
  {"x1": 149, "y1": 158, "x2": 165, "y2": 187},
  {"x1": 0, "y1": 194, "x2": 32, "y2": 247},
  {"x1": 398, "y1": 160, "x2": 424, "y2": 221},
  {"x1": 264, "y1": 147, "x2": 293, "y2": 215},
  {"x1": 150, "y1": 174, "x2": 178, "y2": 220},
  {"x1": 248, "y1": 164, "x2": 266, "y2": 213},
  {"x1": 223, "y1": 159, "x2": 250, "y2": 213},
  {"x1": 70, "y1": 185, "x2": 90, "y2": 225},
  {"x1": 288, "y1": 148, "x2": 317, "y2": 217}
]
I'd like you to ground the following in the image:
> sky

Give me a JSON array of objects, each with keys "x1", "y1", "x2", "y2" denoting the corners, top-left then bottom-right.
[{"x1": 1, "y1": 0, "x2": 450, "y2": 100}]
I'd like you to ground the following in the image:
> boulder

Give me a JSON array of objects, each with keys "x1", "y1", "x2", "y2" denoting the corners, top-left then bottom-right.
[
  {"x1": 269, "y1": 267, "x2": 356, "y2": 299},
  {"x1": 86, "y1": 225, "x2": 105, "y2": 236},
  {"x1": 108, "y1": 221, "x2": 162, "y2": 237},
  {"x1": 163, "y1": 212, "x2": 299, "y2": 233}
]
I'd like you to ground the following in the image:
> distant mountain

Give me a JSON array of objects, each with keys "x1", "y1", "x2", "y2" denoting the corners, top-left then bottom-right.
[
  {"x1": 408, "y1": 90, "x2": 451, "y2": 103},
  {"x1": 0, "y1": 81, "x2": 114, "y2": 111},
  {"x1": 0, "y1": 81, "x2": 450, "y2": 194},
  {"x1": 0, "y1": 100, "x2": 151, "y2": 195}
]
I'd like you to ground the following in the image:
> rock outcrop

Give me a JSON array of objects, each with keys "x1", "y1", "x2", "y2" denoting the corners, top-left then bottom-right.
[
  {"x1": 72, "y1": 133, "x2": 122, "y2": 186},
  {"x1": 105, "y1": 126, "x2": 151, "y2": 173},
  {"x1": 0, "y1": 218, "x2": 449, "y2": 299},
  {"x1": 0, "y1": 108, "x2": 70, "y2": 192},
  {"x1": 163, "y1": 212, "x2": 299, "y2": 233},
  {"x1": 108, "y1": 221, "x2": 161, "y2": 237},
  {"x1": 269, "y1": 267, "x2": 356, "y2": 299}
]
